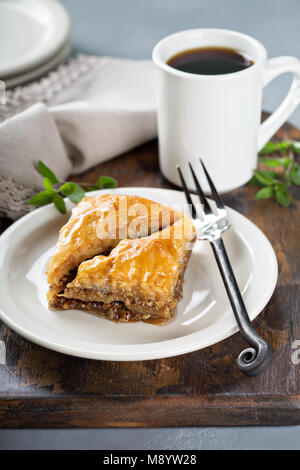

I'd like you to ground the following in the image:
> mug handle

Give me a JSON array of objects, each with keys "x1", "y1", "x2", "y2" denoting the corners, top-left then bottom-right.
[{"x1": 258, "y1": 56, "x2": 300, "y2": 150}]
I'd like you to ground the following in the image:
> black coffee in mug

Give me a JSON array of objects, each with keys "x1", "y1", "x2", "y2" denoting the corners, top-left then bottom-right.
[{"x1": 167, "y1": 46, "x2": 254, "y2": 75}]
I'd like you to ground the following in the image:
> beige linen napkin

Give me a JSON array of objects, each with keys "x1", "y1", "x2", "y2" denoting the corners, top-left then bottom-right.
[{"x1": 0, "y1": 55, "x2": 156, "y2": 219}]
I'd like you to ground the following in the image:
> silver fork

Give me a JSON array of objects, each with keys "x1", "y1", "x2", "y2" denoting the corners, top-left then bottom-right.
[{"x1": 177, "y1": 159, "x2": 273, "y2": 377}]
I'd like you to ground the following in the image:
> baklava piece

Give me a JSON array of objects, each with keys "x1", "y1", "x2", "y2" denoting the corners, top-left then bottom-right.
[{"x1": 47, "y1": 194, "x2": 195, "y2": 323}]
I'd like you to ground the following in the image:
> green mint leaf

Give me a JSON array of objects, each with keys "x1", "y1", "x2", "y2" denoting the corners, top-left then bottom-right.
[
  {"x1": 291, "y1": 162, "x2": 300, "y2": 185},
  {"x1": 255, "y1": 187, "x2": 274, "y2": 199},
  {"x1": 249, "y1": 170, "x2": 278, "y2": 187},
  {"x1": 259, "y1": 141, "x2": 279, "y2": 155},
  {"x1": 97, "y1": 175, "x2": 118, "y2": 189},
  {"x1": 259, "y1": 156, "x2": 291, "y2": 169},
  {"x1": 60, "y1": 182, "x2": 78, "y2": 196},
  {"x1": 274, "y1": 182, "x2": 287, "y2": 192},
  {"x1": 43, "y1": 177, "x2": 54, "y2": 191},
  {"x1": 292, "y1": 141, "x2": 300, "y2": 155},
  {"x1": 275, "y1": 187, "x2": 291, "y2": 207},
  {"x1": 37, "y1": 161, "x2": 60, "y2": 184},
  {"x1": 253, "y1": 169, "x2": 277, "y2": 186},
  {"x1": 258, "y1": 157, "x2": 282, "y2": 168},
  {"x1": 86, "y1": 176, "x2": 118, "y2": 191},
  {"x1": 277, "y1": 141, "x2": 292, "y2": 154},
  {"x1": 28, "y1": 190, "x2": 54, "y2": 207},
  {"x1": 68, "y1": 185, "x2": 85, "y2": 203},
  {"x1": 259, "y1": 141, "x2": 291, "y2": 155},
  {"x1": 260, "y1": 170, "x2": 278, "y2": 179},
  {"x1": 284, "y1": 172, "x2": 292, "y2": 187},
  {"x1": 53, "y1": 193, "x2": 66, "y2": 214},
  {"x1": 278, "y1": 157, "x2": 292, "y2": 169},
  {"x1": 249, "y1": 175, "x2": 264, "y2": 187}
]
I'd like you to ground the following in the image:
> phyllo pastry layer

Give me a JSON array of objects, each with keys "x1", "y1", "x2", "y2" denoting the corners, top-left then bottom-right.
[
  {"x1": 47, "y1": 193, "x2": 181, "y2": 288},
  {"x1": 47, "y1": 194, "x2": 196, "y2": 323}
]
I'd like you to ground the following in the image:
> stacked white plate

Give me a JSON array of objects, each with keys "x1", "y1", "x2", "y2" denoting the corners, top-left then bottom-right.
[{"x1": 0, "y1": 0, "x2": 70, "y2": 88}]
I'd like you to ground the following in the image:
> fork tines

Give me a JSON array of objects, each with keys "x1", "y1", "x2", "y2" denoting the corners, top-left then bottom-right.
[
  {"x1": 176, "y1": 159, "x2": 225, "y2": 218},
  {"x1": 176, "y1": 164, "x2": 197, "y2": 219}
]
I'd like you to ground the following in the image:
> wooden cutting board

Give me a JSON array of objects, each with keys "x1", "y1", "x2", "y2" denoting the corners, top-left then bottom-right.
[{"x1": 0, "y1": 116, "x2": 299, "y2": 428}]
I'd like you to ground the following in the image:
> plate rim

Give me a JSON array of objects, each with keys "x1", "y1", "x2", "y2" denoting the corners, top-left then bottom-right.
[
  {"x1": 0, "y1": 0, "x2": 70, "y2": 77},
  {"x1": 4, "y1": 38, "x2": 71, "y2": 88},
  {"x1": 0, "y1": 187, "x2": 278, "y2": 361}
]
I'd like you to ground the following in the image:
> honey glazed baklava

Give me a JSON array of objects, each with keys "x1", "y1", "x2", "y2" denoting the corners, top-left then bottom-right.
[{"x1": 47, "y1": 194, "x2": 196, "y2": 323}]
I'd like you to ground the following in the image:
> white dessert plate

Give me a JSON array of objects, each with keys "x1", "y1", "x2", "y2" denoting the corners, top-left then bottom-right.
[
  {"x1": 0, "y1": 0, "x2": 70, "y2": 78},
  {"x1": 4, "y1": 38, "x2": 71, "y2": 88},
  {"x1": 0, "y1": 187, "x2": 278, "y2": 361}
]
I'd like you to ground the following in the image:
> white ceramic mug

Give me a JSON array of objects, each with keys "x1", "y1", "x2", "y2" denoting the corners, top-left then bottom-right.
[{"x1": 152, "y1": 29, "x2": 300, "y2": 193}]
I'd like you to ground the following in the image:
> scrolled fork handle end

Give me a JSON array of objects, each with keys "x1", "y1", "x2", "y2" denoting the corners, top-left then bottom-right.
[{"x1": 237, "y1": 341, "x2": 273, "y2": 377}]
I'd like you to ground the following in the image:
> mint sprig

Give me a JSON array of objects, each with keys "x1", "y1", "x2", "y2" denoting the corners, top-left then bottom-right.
[
  {"x1": 87, "y1": 175, "x2": 118, "y2": 191},
  {"x1": 28, "y1": 160, "x2": 117, "y2": 213},
  {"x1": 250, "y1": 140, "x2": 300, "y2": 207},
  {"x1": 37, "y1": 161, "x2": 60, "y2": 184}
]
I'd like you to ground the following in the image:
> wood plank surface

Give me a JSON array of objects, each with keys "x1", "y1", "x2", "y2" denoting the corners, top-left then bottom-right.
[{"x1": 0, "y1": 116, "x2": 299, "y2": 427}]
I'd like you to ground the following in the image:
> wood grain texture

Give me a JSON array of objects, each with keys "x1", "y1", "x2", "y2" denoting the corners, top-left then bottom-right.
[{"x1": 0, "y1": 115, "x2": 300, "y2": 428}]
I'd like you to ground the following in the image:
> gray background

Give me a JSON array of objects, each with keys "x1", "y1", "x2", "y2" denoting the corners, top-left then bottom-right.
[
  {"x1": 65, "y1": 0, "x2": 300, "y2": 128},
  {"x1": 1, "y1": 0, "x2": 300, "y2": 450}
]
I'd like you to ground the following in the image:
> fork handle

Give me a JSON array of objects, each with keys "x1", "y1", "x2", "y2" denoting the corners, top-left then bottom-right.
[{"x1": 210, "y1": 237, "x2": 273, "y2": 377}]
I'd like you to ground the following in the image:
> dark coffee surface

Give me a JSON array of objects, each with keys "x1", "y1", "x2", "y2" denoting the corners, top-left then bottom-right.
[{"x1": 167, "y1": 46, "x2": 253, "y2": 75}]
